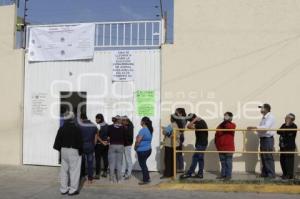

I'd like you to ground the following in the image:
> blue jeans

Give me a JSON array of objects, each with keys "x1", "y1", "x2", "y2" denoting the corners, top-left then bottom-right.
[
  {"x1": 176, "y1": 144, "x2": 184, "y2": 170},
  {"x1": 187, "y1": 145, "x2": 207, "y2": 175},
  {"x1": 260, "y1": 137, "x2": 275, "y2": 178},
  {"x1": 219, "y1": 153, "x2": 233, "y2": 177},
  {"x1": 82, "y1": 152, "x2": 94, "y2": 180},
  {"x1": 137, "y1": 149, "x2": 152, "y2": 182},
  {"x1": 176, "y1": 134, "x2": 185, "y2": 170}
]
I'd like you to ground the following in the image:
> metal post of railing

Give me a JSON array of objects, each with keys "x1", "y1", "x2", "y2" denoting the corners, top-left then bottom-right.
[
  {"x1": 242, "y1": 130, "x2": 246, "y2": 152},
  {"x1": 173, "y1": 128, "x2": 177, "y2": 180}
]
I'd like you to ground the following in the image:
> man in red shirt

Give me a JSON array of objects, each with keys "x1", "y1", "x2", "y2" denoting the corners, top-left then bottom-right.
[{"x1": 215, "y1": 112, "x2": 236, "y2": 181}]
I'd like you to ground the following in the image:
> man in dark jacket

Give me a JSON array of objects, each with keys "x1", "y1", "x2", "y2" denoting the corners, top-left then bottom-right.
[
  {"x1": 53, "y1": 112, "x2": 83, "y2": 196},
  {"x1": 277, "y1": 113, "x2": 298, "y2": 179},
  {"x1": 78, "y1": 113, "x2": 98, "y2": 183}
]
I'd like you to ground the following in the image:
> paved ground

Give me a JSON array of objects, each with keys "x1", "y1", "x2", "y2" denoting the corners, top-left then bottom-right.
[{"x1": 0, "y1": 165, "x2": 299, "y2": 199}]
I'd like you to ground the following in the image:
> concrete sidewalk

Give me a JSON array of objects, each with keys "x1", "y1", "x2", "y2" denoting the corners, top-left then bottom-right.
[{"x1": 0, "y1": 165, "x2": 299, "y2": 199}]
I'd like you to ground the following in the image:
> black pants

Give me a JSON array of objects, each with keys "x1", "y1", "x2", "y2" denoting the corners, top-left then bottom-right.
[
  {"x1": 164, "y1": 146, "x2": 180, "y2": 177},
  {"x1": 137, "y1": 149, "x2": 152, "y2": 182},
  {"x1": 280, "y1": 149, "x2": 295, "y2": 178},
  {"x1": 95, "y1": 144, "x2": 109, "y2": 175}
]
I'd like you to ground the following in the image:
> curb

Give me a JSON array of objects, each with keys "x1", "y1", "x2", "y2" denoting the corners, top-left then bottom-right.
[{"x1": 157, "y1": 182, "x2": 300, "y2": 194}]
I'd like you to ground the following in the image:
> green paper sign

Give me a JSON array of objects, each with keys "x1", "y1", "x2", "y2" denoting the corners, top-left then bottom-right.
[{"x1": 136, "y1": 90, "x2": 155, "y2": 116}]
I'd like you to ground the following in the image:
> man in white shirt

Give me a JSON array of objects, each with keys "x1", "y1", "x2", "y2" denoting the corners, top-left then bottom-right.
[{"x1": 248, "y1": 103, "x2": 276, "y2": 178}]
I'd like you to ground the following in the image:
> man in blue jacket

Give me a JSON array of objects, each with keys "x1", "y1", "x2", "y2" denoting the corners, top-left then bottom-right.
[{"x1": 78, "y1": 113, "x2": 98, "y2": 183}]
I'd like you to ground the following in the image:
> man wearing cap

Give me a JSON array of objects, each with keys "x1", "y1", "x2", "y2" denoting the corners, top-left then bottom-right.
[
  {"x1": 277, "y1": 113, "x2": 298, "y2": 179},
  {"x1": 248, "y1": 103, "x2": 276, "y2": 178}
]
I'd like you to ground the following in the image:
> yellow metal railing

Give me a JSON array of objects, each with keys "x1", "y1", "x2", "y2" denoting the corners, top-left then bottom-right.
[{"x1": 168, "y1": 128, "x2": 300, "y2": 180}]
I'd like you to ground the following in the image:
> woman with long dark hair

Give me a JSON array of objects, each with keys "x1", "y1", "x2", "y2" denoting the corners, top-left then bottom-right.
[{"x1": 134, "y1": 117, "x2": 153, "y2": 185}]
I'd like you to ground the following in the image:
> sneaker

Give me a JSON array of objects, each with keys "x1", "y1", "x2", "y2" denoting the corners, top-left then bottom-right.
[
  {"x1": 224, "y1": 176, "x2": 232, "y2": 181},
  {"x1": 286, "y1": 175, "x2": 294, "y2": 180},
  {"x1": 216, "y1": 176, "x2": 226, "y2": 180},
  {"x1": 61, "y1": 191, "x2": 68, "y2": 195},
  {"x1": 160, "y1": 176, "x2": 171, "y2": 179},
  {"x1": 263, "y1": 176, "x2": 275, "y2": 181},
  {"x1": 180, "y1": 173, "x2": 192, "y2": 179},
  {"x1": 138, "y1": 181, "x2": 151, "y2": 185},
  {"x1": 94, "y1": 175, "x2": 100, "y2": 180},
  {"x1": 101, "y1": 171, "x2": 108, "y2": 178},
  {"x1": 259, "y1": 174, "x2": 268, "y2": 178},
  {"x1": 68, "y1": 191, "x2": 79, "y2": 196},
  {"x1": 124, "y1": 175, "x2": 131, "y2": 180},
  {"x1": 194, "y1": 174, "x2": 203, "y2": 179}
]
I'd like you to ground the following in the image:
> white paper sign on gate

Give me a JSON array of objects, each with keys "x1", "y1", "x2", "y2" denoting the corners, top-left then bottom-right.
[
  {"x1": 28, "y1": 23, "x2": 95, "y2": 62},
  {"x1": 112, "y1": 51, "x2": 135, "y2": 82}
]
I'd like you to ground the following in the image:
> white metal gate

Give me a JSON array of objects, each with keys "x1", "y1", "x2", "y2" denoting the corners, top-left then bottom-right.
[{"x1": 23, "y1": 21, "x2": 163, "y2": 171}]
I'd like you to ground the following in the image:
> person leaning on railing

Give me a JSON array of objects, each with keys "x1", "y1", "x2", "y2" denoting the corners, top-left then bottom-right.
[
  {"x1": 277, "y1": 113, "x2": 298, "y2": 180},
  {"x1": 215, "y1": 112, "x2": 236, "y2": 181},
  {"x1": 161, "y1": 114, "x2": 181, "y2": 179},
  {"x1": 248, "y1": 103, "x2": 276, "y2": 179},
  {"x1": 180, "y1": 113, "x2": 208, "y2": 179}
]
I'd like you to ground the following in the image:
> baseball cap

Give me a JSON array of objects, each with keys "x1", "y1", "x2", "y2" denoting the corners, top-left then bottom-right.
[{"x1": 258, "y1": 103, "x2": 271, "y2": 111}]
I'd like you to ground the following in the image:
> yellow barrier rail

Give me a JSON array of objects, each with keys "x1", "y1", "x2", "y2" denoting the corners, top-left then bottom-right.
[{"x1": 167, "y1": 128, "x2": 300, "y2": 180}]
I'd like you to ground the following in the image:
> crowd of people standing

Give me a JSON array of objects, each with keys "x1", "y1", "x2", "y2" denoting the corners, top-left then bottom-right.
[
  {"x1": 52, "y1": 103, "x2": 298, "y2": 195},
  {"x1": 161, "y1": 104, "x2": 298, "y2": 181},
  {"x1": 53, "y1": 113, "x2": 153, "y2": 195}
]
